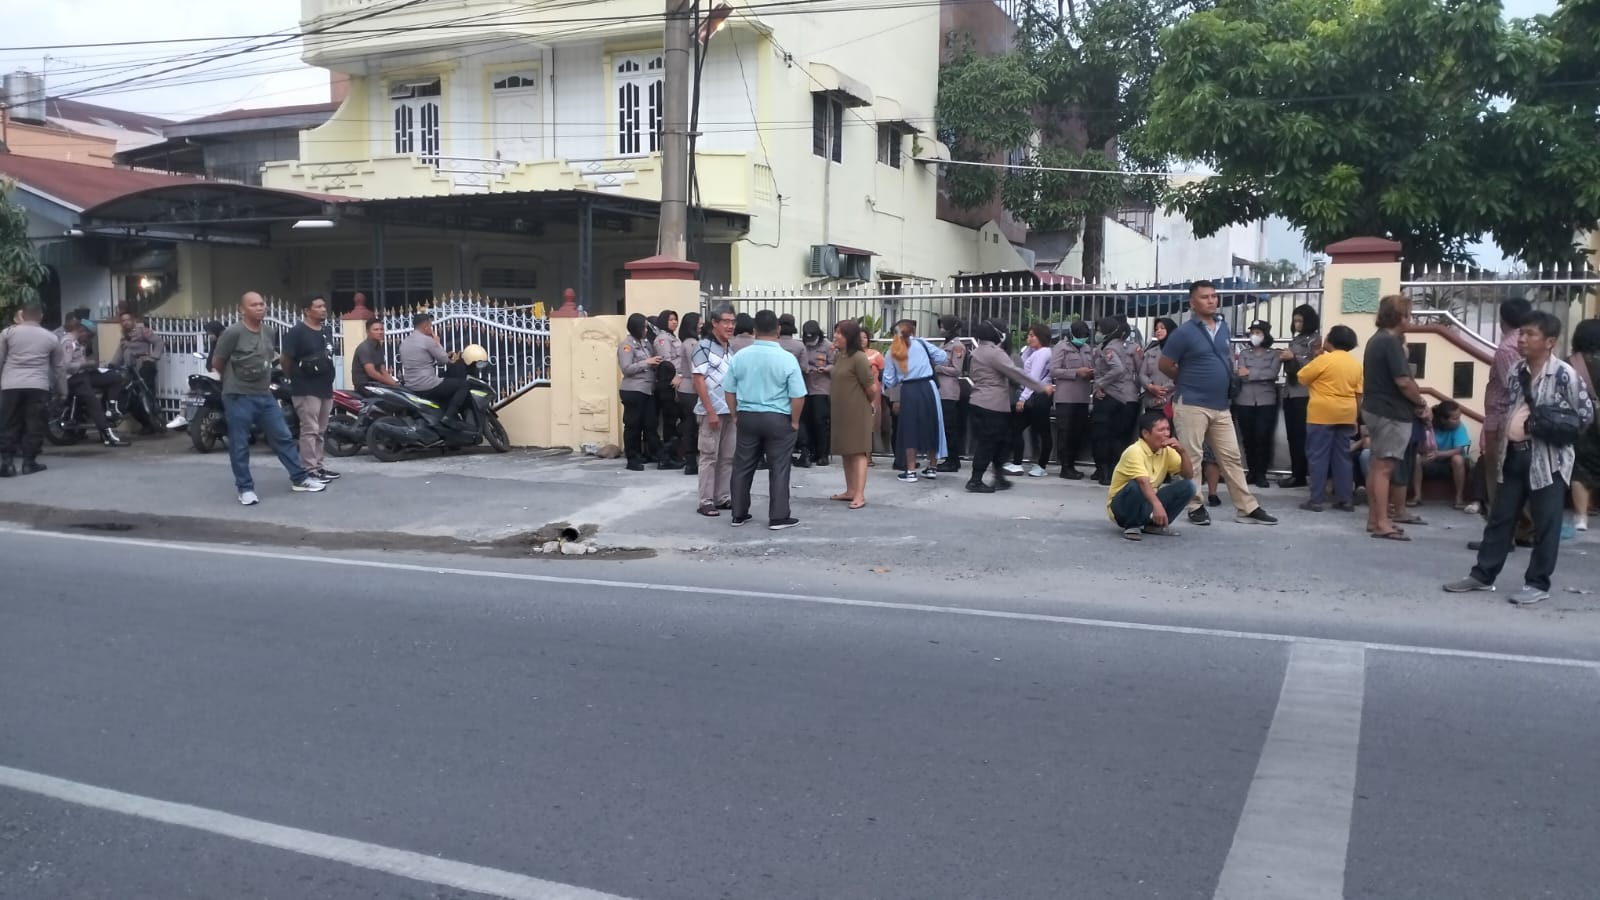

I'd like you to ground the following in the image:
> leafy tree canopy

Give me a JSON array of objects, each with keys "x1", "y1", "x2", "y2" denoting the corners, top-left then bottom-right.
[
  {"x1": 1143, "y1": 0, "x2": 1600, "y2": 265},
  {"x1": 1, "y1": 180, "x2": 48, "y2": 318}
]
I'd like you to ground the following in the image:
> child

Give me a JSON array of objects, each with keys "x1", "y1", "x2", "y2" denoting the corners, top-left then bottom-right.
[{"x1": 1412, "y1": 400, "x2": 1471, "y2": 509}]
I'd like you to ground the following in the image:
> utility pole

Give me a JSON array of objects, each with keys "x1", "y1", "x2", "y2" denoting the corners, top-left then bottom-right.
[{"x1": 658, "y1": 0, "x2": 693, "y2": 260}]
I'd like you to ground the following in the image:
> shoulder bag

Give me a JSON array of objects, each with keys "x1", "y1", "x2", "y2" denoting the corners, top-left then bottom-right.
[
  {"x1": 1518, "y1": 367, "x2": 1585, "y2": 447},
  {"x1": 1194, "y1": 319, "x2": 1242, "y2": 401}
]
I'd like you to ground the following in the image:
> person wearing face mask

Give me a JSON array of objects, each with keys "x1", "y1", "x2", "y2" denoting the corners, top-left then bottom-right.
[
  {"x1": 799, "y1": 319, "x2": 834, "y2": 467},
  {"x1": 966, "y1": 320, "x2": 1053, "y2": 493},
  {"x1": 1278, "y1": 305, "x2": 1322, "y2": 488},
  {"x1": 1049, "y1": 320, "x2": 1095, "y2": 479},
  {"x1": 617, "y1": 313, "x2": 663, "y2": 472},
  {"x1": 1141, "y1": 318, "x2": 1178, "y2": 415},
  {"x1": 1089, "y1": 316, "x2": 1139, "y2": 485},
  {"x1": 1234, "y1": 319, "x2": 1284, "y2": 489},
  {"x1": 934, "y1": 316, "x2": 968, "y2": 473}
]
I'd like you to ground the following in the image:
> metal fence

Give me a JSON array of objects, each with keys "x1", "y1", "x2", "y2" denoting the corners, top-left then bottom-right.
[
  {"x1": 705, "y1": 274, "x2": 1324, "y2": 345},
  {"x1": 146, "y1": 298, "x2": 345, "y2": 416},
  {"x1": 374, "y1": 293, "x2": 551, "y2": 406},
  {"x1": 1401, "y1": 263, "x2": 1600, "y2": 354}
]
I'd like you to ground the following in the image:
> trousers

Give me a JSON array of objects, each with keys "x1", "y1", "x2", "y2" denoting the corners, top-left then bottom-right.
[
  {"x1": 1471, "y1": 446, "x2": 1567, "y2": 592},
  {"x1": 223, "y1": 393, "x2": 309, "y2": 492},
  {"x1": 1306, "y1": 423, "x2": 1354, "y2": 505},
  {"x1": 1172, "y1": 401, "x2": 1259, "y2": 515},
  {"x1": 1110, "y1": 479, "x2": 1198, "y2": 529},
  {"x1": 0, "y1": 388, "x2": 48, "y2": 460},
  {"x1": 731, "y1": 411, "x2": 798, "y2": 522}
]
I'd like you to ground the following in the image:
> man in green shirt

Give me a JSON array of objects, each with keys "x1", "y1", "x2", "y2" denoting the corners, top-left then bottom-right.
[{"x1": 210, "y1": 292, "x2": 325, "y2": 506}]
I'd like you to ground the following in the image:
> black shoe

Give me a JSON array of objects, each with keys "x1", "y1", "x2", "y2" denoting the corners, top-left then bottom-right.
[
  {"x1": 814, "y1": 456, "x2": 831, "y2": 466},
  {"x1": 937, "y1": 461, "x2": 961, "y2": 473},
  {"x1": 1060, "y1": 468, "x2": 1084, "y2": 480},
  {"x1": 1238, "y1": 507, "x2": 1279, "y2": 525},
  {"x1": 1096, "y1": 473, "x2": 1112, "y2": 486},
  {"x1": 717, "y1": 500, "x2": 733, "y2": 510},
  {"x1": 965, "y1": 480, "x2": 994, "y2": 494},
  {"x1": 768, "y1": 517, "x2": 800, "y2": 531},
  {"x1": 0, "y1": 461, "x2": 13, "y2": 478},
  {"x1": 1252, "y1": 478, "x2": 1272, "y2": 490},
  {"x1": 793, "y1": 457, "x2": 812, "y2": 468},
  {"x1": 1279, "y1": 477, "x2": 1308, "y2": 489},
  {"x1": 626, "y1": 460, "x2": 646, "y2": 472},
  {"x1": 1207, "y1": 494, "x2": 1222, "y2": 508},
  {"x1": 683, "y1": 462, "x2": 698, "y2": 476},
  {"x1": 1189, "y1": 507, "x2": 1212, "y2": 526},
  {"x1": 314, "y1": 468, "x2": 341, "y2": 480},
  {"x1": 993, "y1": 476, "x2": 1014, "y2": 491},
  {"x1": 657, "y1": 460, "x2": 682, "y2": 470},
  {"x1": 731, "y1": 514, "x2": 753, "y2": 527},
  {"x1": 20, "y1": 460, "x2": 46, "y2": 475}
]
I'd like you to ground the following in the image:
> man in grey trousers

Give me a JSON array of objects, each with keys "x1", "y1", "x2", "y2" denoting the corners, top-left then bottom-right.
[{"x1": 724, "y1": 309, "x2": 808, "y2": 530}]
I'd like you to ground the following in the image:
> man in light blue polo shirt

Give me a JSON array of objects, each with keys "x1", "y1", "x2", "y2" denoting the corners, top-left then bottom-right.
[{"x1": 724, "y1": 309, "x2": 808, "y2": 530}]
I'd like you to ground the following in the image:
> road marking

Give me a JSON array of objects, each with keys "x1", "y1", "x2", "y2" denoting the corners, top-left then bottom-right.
[
  {"x1": 1213, "y1": 643, "x2": 1365, "y2": 900},
  {"x1": 0, "y1": 764, "x2": 632, "y2": 900},
  {"x1": 2, "y1": 525, "x2": 1597, "y2": 671}
]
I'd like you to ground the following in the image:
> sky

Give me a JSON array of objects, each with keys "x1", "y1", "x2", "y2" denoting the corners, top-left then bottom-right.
[{"x1": 1, "y1": 0, "x2": 1567, "y2": 269}]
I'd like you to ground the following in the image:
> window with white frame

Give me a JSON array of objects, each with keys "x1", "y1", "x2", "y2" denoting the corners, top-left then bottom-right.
[
  {"x1": 615, "y1": 53, "x2": 664, "y2": 156},
  {"x1": 491, "y1": 72, "x2": 542, "y2": 161},
  {"x1": 391, "y1": 78, "x2": 442, "y2": 166},
  {"x1": 813, "y1": 93, "x2": 844, "y2": 163},
  {"x1": 877, "y1": 124, "x2": 905, "y2": 168}
]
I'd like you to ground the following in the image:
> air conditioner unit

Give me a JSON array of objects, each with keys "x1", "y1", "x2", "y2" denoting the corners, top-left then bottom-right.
[
  {"x1": 847, "y1": 253, "x2": 872, "y2": 282},
  {"x1": 807, "y1": 244, "x2": 843, "y2": 278}
]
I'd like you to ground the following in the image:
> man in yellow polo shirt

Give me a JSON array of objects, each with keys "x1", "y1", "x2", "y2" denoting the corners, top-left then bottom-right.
[{"x1": 1108, "y1": 410, "x2": 1197, "y2": 540}]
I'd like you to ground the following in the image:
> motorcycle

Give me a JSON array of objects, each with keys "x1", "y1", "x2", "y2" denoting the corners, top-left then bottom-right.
[
  {"x1": 184, "y1": 370, "x2": 303, "y2": 453},
  {"x1": 45, "y1": 366, "x2": 158, "y2": 446},
  {"x1": 324, "y1": 386, "x2": 382, "y2": 458},
  {"x1": 363, "y1": 362, "x2": 511, "y2": 461}
]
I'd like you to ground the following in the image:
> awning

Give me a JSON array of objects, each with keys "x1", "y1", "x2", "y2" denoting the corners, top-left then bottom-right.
[
  {"x1": 873, "y1": 96, "x2": 926, "y2": 134},
  {"x1": 807, "y1": 63, "x2": 873, "y2": 107},
  {"x1": 830, "y1": 243, "x2": 876, "y2": 256},
  {"x1": 78, "y1": 182, "x2": 350, "y2": 244}
]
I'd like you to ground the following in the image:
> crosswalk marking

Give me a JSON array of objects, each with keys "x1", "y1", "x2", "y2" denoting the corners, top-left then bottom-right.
[{"x1": 1214, "y1": 643, "x2": 1366, "y2": 899}]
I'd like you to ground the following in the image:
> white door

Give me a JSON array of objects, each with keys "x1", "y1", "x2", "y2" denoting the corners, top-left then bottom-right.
[
  {"x1": 615, "y1": 53, "x2": 663, "y2": 157},
  {"x1": 491, "y1": 74, "x2": 542, "y2": 162}
]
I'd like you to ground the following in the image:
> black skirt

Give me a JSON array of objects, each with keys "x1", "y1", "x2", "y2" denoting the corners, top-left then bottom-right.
[{"x1": 894, "y1": 377, "x2": 941, "y2": 457}]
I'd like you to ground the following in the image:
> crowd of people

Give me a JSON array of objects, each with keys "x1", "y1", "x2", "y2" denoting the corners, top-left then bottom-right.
[{"x1": 616, "y1": 282, "x2": 1599, "y2": 601}]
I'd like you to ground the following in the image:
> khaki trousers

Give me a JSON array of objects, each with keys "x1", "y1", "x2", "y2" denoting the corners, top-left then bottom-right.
[
  {"x1": 1173, "y1": 401, "x2": 1260, "y2": 515},
  {"x1": 292, "y1": 395, "x2": 333, "y2": 472},
  {"x1": 696, "y1": 413, "x2": 737, "y2": 507}
]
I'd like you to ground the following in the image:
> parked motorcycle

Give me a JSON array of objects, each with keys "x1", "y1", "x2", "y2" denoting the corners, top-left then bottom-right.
[
  {"x1": 325, "y1": 387, "x2": 381, "y2": 458},
  {"x1": 364, "y1": 362, "x2": 511, "y2": 461},
  {"x1": 45, "y1": 366, "x2": 158, "y2": 446},
  {"x1": 184, "y1": 370, "x2": 299, "y2": 453}
]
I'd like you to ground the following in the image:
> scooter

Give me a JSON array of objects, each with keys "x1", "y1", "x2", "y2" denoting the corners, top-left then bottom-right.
[
  {"x1": 44, "y1": 366, "x2": 150, "y2": 446},
  {"x1": 325, "y1": 387, "x2": 382, "y2": 458},
  {"x1": 183, "y1": 370, "x2": 301, "y2": 453},
  {"x1": 363, "y1": 362, "x2": 511, "y2": 461}
]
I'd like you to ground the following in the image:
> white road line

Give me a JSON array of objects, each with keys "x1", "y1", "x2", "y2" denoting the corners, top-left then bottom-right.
[
  {"x1": 1213, "y1": 643, "x2": 1366, "y2": 900},
  {"x1": 0, "y1": 764, "x2": 632, "y2": 900},
  {"x1": 2, "y1": 525, "x2": 1598, "y2": 671}
]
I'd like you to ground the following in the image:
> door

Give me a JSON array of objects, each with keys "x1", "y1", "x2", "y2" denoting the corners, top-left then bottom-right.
[{"x1": 491, "y1": 74, "x2": 542, "y2": 161}]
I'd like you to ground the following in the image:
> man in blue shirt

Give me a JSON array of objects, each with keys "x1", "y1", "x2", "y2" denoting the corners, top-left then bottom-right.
[
  {"x1": 1158, "y1": 280, "x2": 1278, "y2": 527},
  {"x1": 724, "y1": 309, "x2": 807, "y2": 530}
]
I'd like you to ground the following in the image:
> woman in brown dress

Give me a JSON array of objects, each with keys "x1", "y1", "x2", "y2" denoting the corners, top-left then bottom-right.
[{"x1": 830, "y1": 319, "x2": 879, "y2": 509}]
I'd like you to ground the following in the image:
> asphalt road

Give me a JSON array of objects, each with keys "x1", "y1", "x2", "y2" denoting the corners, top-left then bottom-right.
[{"x1": 2, "y1": 530, "x2": 1598, "y2": 899}]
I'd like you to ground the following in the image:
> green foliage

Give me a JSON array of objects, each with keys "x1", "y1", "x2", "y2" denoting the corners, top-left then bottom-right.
[
  {"x1": 1144, "y1": 0, "x2": 1600, "y2": 265},
  {"x1": 937, "y1": 0, "x2": 1195, "y2": 280},
  {"x1": 0, "y1": 181, "x2": 48, "y2": 322}
]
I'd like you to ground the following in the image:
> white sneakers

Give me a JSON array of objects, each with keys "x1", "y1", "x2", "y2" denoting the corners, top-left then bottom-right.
[
  {"x1": 1002, "y1": 463, "x2": 1026, "y2": 476},
  {"x1": 239, "y1": 479, "x2": 325, "y2": 505}
]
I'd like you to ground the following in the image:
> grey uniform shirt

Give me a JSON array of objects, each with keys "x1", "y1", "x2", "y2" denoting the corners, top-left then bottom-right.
[
  {"x1": 399, "y1": 331, "x2": 448, "y2": 392},
  {"x1": 805, "y1": 338, "x2": 835, "y2": 396},
  {"x1": 1093, "y1": 340, "x2": 1138, "y2": 403},
  {"x1": 729, "y1": 334, "x2": 755, "y2": 356},
  {"x1": 0, "y1": 323, "x2": 67, "y2": 394},
  {"x1": 1139, "y1": 342, "x2": 1174, "y2": 409},
  {"x1": 935, "y1": 338, "x2": 964, "y2": 402},
  {"x1": 1235, "y1": 345, "x2": 1282, "y2": 407},
  {"x1": 617, "y1": 337, "x2": 656, "y2": 392},
  {"x1": 213, "y1": 323, "x2": 277, "y2": 396},
  {"x1": 778, "y1": 336, "x2": 809, "y2": 375},
  {"x1": 1282, "y1": 332, "x2": 1321, "y2": 399},
  {"x1": 1049, "y1": 342, "x2": 1095, "y2": 405},
  {"x1": 969, "y1": 342, "x2": 1048, "y2": 413}
]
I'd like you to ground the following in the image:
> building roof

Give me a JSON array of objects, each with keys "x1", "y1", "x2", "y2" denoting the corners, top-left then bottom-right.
[
  {"x1": 176, "y1": 101, "x2": 340, "y2": 128},
  {"x1": 0, "y1": 153, "x2": 211, "y2": 210},
  {"x1": 44, "y1": 97, "x2": 170, "y2": 136}
]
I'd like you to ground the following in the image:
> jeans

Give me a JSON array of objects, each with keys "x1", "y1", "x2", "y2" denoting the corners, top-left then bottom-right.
[
  {"x1": 731, "y1": 411, "x2": 798, "y2": 521},
  {"x1": 1110, "y1": 479, "x2": 1198, "y2": 529},
  {"x1": 1172, "y1": 401, "x2": 1259, "y2": 515},
  {"x1": 0, "y1": 388, "x2": 48, "y2": 460},
  {"x1": 1283, "y1": 396, "x2": 1309, "y2": 481},
  {"x1": 1306, "y1": 424, "x2": 1355, "y2": 505},
  {"x1": 1234, "y1": 402, "x2": 1278, "y2": 482},
  {"x1": 292, "y1": 395, "x2": 333, "y2": 472},
  {"x1": 1054, "y1": 402, "x2": 1090, "y2": 473},
  {"x1": 1471, "y1": 446, "x2": 1567, "y2": 591},
  {"x1": 224, "y1": 393, "x2": 309, "y2": 492}
]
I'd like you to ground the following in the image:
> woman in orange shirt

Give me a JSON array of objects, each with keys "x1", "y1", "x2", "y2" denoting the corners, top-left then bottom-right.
[{"x1": 1295, "y1": 324, "x2": 1364, "y2": 512}]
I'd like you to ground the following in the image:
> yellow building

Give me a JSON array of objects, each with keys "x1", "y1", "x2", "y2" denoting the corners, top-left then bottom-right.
[{"x1": 259, "y1": 0, "x2": 1003, "y2": 309}]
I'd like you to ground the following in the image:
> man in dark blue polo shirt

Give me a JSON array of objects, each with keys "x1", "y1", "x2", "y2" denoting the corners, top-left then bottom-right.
[{"x1": 1158, "y1": 280, "x2": 1278, "y2": 527}]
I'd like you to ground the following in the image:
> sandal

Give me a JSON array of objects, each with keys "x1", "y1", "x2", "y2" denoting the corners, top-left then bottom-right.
[
  {"x1": 697, "y1": 504, "x2": 720, "y2": 517},
  {"x1": 1393, "y1": 515, "x2": 1428, "y2": 526},
  {"x1": 848, "y1": 500, "x2": 867, "y2": 510},
  {"x1": 1371, "y1": 530, "x2": 1411, "y2": 541},
  {"x1": 830, "y1": 493, "x2": 852, "y2": 502}
]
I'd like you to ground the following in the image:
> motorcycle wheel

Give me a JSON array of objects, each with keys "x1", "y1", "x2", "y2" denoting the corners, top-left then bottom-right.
[
  {"x1": 189, "y1": 409, "x2": 222, "y2": 453},
  {"x1": 484, "y1": 411, "x2": 511, "y2": 453},
  {"x1": 46, "y1": 418, "x2": 83, "y2": 447},
  {"x1": 131, "y1": 392, "x2": 161, "y2": 434},
  {"x1": 367, "y1": 416, "x2": 410, "y2": 463},
  {"x1": 325, "y1": 411, "x2": 365, "y2": 458}
]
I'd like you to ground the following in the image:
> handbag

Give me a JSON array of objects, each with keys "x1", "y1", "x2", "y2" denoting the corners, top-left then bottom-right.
[
  {"x1": 1196, "y1": 319, "x2": 1242, "y2": 401},
  {"x1": 1518, "y1": 367, "x2": 1585, "y2": 447}
]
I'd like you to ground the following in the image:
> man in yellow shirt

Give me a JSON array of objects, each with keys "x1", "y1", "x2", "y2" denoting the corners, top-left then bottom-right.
[
  {"x1": 1293, "y1": 324, "x2": 1364, "y2": 512},
  {"x1": 1107, "y1": 410, "x2": 1197, "y2": 540}
]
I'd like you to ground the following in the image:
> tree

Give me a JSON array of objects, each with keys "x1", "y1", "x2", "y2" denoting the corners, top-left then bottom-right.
[
  {"x1": 0, "y1": 180, "x2": 48, "y2": 321},
  {"x1": 1143, "y1": 0, "x2": 1600, "y2": 265},
  {"x1": 937, "y1": 0, "x2": 1195, "y2": 283}
]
